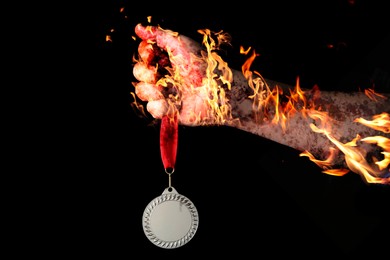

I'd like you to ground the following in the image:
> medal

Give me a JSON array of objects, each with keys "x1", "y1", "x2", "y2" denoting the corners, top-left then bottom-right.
[{"x1": 142, "y1": 114, "x2": 199, "y2": 249}]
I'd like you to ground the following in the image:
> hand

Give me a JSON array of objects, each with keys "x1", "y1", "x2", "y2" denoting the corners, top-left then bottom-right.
[{"x1": 132, "y1": 23, "x2": 224, "y2": 126}]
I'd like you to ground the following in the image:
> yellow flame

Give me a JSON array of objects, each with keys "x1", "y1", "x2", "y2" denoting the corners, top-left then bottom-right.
[
  {"x1": 300, "y1": 147, "x2": 341, "y2": 172},
  {"x1": 304, "y1": 109, "x2": 390, "y2": 184},
  {"x1": 354, "y1": 112, "x2": 390, "y2": 133},
  {"x1": 238, "y1": 48, "x2": 389, "y2": 183},
  {"x1": 240, "y1": 46, "x2": 251, "y2": 55},
  {"x1": 130, "y1": 92, "x2": 147, "y2": 117}
]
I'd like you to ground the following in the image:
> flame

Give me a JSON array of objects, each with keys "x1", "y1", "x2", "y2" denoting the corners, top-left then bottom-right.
[
  {"x1": 240, "y1": 46, "x2": 251, "y2": 55},
  {"x1": 354, "y1": 112, "x2": 390, "y2": 133},
  {"x1": 130, "y1": 92, "x2": 147, "y2": 117},
  {"x1": 241, "y1": 49, "x2": 310, "y2": 131},
  {"x1": 197, "y1": 28, "x2": 234, "y2": 125},
  {"x1": 142, "y1": 27, "x2": 236, "y2": 125},
  {"x1": 300, "y1": 110, "x2": 390, "y2": 184},
  {"x1": 238, "y1": 43, "x2": 389, "y2": 184},
  {"x1": 364, "y1": 88, "x2": 387, "y2": 102},
  {"x1": 132, "y1": 25, "x2": 389, "y2": 185}
]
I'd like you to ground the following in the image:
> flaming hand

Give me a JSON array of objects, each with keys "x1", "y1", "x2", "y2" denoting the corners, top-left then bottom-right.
[{"x1": 133, "y1": 23, "x2": 233, "y2": 126}]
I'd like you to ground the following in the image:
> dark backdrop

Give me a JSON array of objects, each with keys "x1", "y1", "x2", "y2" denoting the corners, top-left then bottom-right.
[{"x1": 70, "y1": 1, "x2": 390, "y2": 258}]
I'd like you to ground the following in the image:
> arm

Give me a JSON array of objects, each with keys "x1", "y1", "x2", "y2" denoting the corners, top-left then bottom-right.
[
  {"x1": 229, "y1": 69, "x2": 389, "y2": 166},
  {"x1": 132, "y1": 23, "x2": 390, "y2": 184}
]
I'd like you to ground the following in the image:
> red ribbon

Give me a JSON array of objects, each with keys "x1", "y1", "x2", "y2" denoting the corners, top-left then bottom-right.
[{"x1": 160, "y1": 114, "x2": 178, "y2": 172}]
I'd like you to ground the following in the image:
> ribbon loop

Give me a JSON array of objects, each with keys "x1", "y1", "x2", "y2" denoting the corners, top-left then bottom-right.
[{"x1": 160, "y1": 114, "x2": 178, "y2": 171}]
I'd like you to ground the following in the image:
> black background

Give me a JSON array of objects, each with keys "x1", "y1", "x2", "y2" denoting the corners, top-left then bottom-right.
[{"x1": 36, "y1": 0, "x2": 389, "y2": 258}]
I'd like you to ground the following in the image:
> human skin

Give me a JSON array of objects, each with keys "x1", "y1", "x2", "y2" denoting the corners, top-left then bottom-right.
[{"x1": 132, "y1": 23, "x2": 390, "y2": 183}]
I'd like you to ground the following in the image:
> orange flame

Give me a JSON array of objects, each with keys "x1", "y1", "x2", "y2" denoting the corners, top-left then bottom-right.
[
  {"x1": 241, "y1": 49, "x2": 310, "y2": 131},
  {"x1": 364, "y1": 88, "x2": 387, "y2": 102},
  {"x1": 238, "y1": 46, "x2": 389, "y2": 184},
  {"x1": 301, "y1": 109, "x2": 390, "y2": 184},
  {"x1": 354, "y1": 112, "x2": 390, "y2": 134}
]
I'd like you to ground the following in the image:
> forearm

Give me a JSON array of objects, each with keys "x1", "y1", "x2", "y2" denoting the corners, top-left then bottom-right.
[{"x1": 226, "y1": 69, "x2": 390, "y2": 171}]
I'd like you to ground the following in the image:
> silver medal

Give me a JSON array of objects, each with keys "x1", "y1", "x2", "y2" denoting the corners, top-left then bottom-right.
[{"x1": 142, "y1": 186, "x2": 199, "y2": 249}]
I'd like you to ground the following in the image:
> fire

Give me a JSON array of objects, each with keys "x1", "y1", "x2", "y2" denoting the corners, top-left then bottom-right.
[
  {"x1": 354, "y1": 112, "x2": 390, "y2": 133},
  {"x1": 300, "y1": 111, "x2": 390, "y2": 184},
  {"x1": 131, "y1": 23, "x2": 390, "y2": 185},
  {"x1": 134, "y1": 26, "x2": 236, "y2": 125},
  {"x1": 197, "y1": 28, "x2": 234, "y2": 125},
  {"x1": 364, "y1": 88, "x2": 387, "y2": 102}
]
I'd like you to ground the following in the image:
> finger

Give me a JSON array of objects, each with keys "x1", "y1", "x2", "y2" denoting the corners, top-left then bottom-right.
[
  {"x1": 135, "y1": 23, "x2": 180, "y2": 56},
  {"x1": 134, "y1": 82, "x2": 164, "y2": 102},
  {"x1": 146, "y1": 100, "x2": 168, "y2": 119},
  {"x1": 135, "y1": 23, "x2": 158, "y2": 41},
  {"x1": 133, "y1": 62, "x2": 157, "y2": 83},
  {"x1": 138, "y1": 39, "x2": 171, "y2": 70},
  {"x1": 138, "y1": 40, "x2": 154, "y2": 64}
]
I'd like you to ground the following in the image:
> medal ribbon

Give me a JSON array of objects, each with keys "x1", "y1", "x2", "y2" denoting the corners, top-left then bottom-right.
[{"x1": 160, "y1": 114, "x2": 178, "y2": 174}]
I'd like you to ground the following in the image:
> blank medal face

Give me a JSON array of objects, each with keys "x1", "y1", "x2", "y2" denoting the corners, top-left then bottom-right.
[{"x1": 142, "y1": 187, "x2": 199, "y2": 249}]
